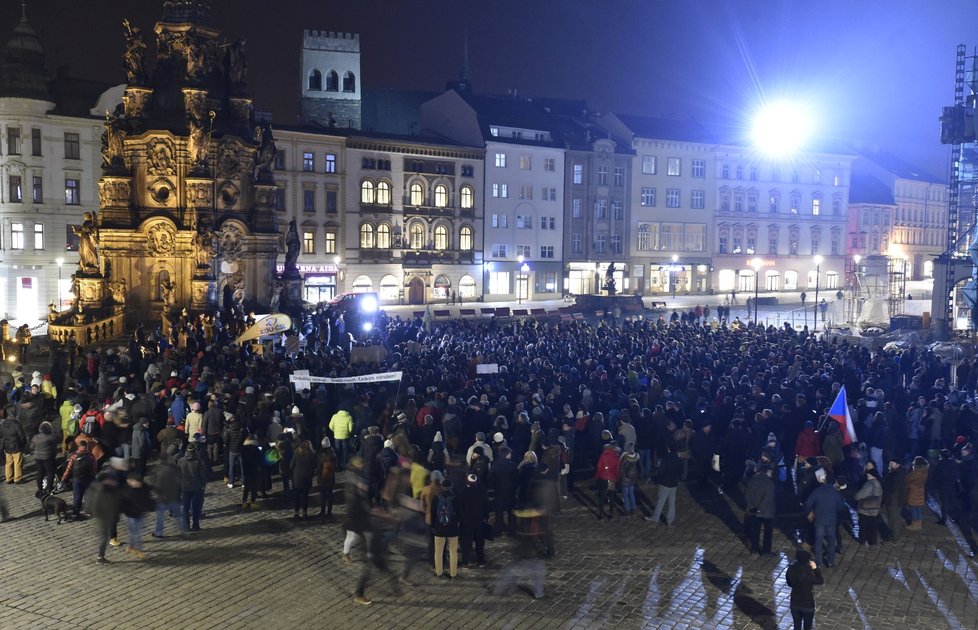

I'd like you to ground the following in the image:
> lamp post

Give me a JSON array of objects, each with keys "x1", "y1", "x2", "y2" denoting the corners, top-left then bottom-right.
[
  {"x1": 671, "y1": 254, "x2": 679, "y2": 298},
  {"x1": 851, "y1": 254, "x2": 861, "y2": 324},
  {"x1": 483, "y1": 261, "x2": 492, "y2": 303},
  {"x1": 751, "y1": 257, "x2": 762, "y2": 324},
  {"x1": 55, "y1": 257, "x2": 64, "y2": 309},
  {"x1": 519, "y1": 261, "x2": 529, "y2": 305},
  {"x1": 812, "y1": 255, "x2": 823, "y2": 328}
]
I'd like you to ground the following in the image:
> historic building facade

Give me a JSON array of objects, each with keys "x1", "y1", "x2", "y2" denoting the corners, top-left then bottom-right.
[
  {"x1": 0, "y1": 10, "x2": 101, "y2": 323},
  {"x1": 600, "y1": 114, "x2": 715, "y2": 296},
  {"x1": 712, "y1": 146, "x2": 855, "y2": 296},
  {"x1": 344, "y1": 133, "x2": 485, "y2": 305},
  {"x1": 421, "y1": 90, "x2": 565, "y2": 302},
  {"x1": 269, "y1": 125, "x2": 347, "y2": 303}
]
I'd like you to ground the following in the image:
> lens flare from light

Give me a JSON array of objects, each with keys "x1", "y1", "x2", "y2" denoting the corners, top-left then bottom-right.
[
  {"x1": 359, "y1": 295, "x2": 378, "y2": 313},
  {"x1": 750, "y1": 101, "x2": 813, "y2": 156},
  {"x1": 362, "y1": 321, "x2": 373, "y2": 332}
]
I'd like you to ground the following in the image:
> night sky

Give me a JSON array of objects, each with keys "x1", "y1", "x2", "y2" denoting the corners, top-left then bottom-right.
[{"x1": 8, "y1": 0, "x2": 978, "y2": 178}]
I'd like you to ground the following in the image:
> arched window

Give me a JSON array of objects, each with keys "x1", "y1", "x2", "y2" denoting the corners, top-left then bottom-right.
[
  {"x1": 409, "y1": 223, "x2": 424, "y2": 249},
  {"x1": 325, "y1": 70, "x2": 338, "y2": 92},
  {"x1": 459, "y1": 275, "x2": 476, "y2": 298},
  {"x1": 409, "y1": 182, "x2": 424, "y2": 206},
  {"x1": 352, "y1": 275, "x2": 372, "y2": 291},
  {"x1": 376, "y1": 224, "x2": 391, "y2": 249},
  {"x1": 376, "y1": 181, "x2": 391, "y2": 205},
  {"x1": 460, "y1": 185, "x2": 474, "y2": 209},
  {"x1": 359, "y1": 223, "x2": 374, "y2": 249},
  {"x1": 379, "y1": 274, "x2": 399, "y2": 301},
  {"x1": 360, "y1": 180, "x2": 374, "y2": 204},
  {"x1": 308, "y1": 69, "x2": 322, "y2": 91},
  {"x1": 434, "y1": 225, "x2": 448, "y2": 250},
  {"x1": 459, "y1": 225, "x2": 473, "y2": 251},
  {"x1": 343, "y1": 71, "x2": 356, "y2": 92},
  {"x1": 433, "y1": 184, "x2": 448, "y2": 208}
]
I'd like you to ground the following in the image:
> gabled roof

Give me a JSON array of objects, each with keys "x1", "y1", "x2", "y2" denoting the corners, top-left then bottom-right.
[
  {"x1": 849, "y1": 172, "x2": 895, "y2": 205},
  {"x1": 614, "y1": 113, "x2": 718, "y2": 144},
  {"x1": 455, "y1": 91, "x2": 563, "y2": 147}
]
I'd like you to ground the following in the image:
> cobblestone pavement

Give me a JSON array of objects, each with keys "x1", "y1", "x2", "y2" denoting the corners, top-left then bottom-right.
[{"x1": 1, "y1": 465, "x2": 977, "y2": 630}]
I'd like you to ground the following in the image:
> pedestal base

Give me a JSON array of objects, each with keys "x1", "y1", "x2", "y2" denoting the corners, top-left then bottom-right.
[
  {"x1": 191, "y1": 278, "x2": 217, "y2": 310},
  {"x1": 75, "y1": 274, "x2": 106, "y2": 310}
]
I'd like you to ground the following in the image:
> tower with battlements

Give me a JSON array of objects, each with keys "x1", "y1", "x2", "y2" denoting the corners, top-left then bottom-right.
[{"x1": 299, "y1": 30, "x2": 361, "y2": 129}]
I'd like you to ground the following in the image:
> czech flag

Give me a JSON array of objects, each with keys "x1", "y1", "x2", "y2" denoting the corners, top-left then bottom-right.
[{"x1": 828, "y1": 386, "x2": 858, "y2": 446}]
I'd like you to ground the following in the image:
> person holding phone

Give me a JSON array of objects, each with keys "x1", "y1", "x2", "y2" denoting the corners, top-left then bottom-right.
[{"x1": 786, "y1": 549, "x2": 824, "y2": 630}]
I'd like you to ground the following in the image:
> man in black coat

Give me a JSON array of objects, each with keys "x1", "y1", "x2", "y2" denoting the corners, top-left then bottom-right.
[
  {"x1": 745, "y1": 465, "x2": 776, "y2": 555},
  {"x1": 881, "y1": 458, "x2": 907, "y2": 542},
  {"x1": 2, "y1": 417, "x2": 27, "y2": 483},
  {"x1": 459, "y1": 473, "x2": 489, "y2": 566},
  {"x1": 490, "y1": 446, "x2": 518, "y2": 535}
]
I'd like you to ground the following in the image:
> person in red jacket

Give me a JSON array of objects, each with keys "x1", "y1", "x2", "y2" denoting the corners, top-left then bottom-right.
[
  {"x1": 794, "y1": 421, "x2": 821, "y2": 476},
  {"x1": 594, "y1": 442, "x2": 620, "y2": 519}
]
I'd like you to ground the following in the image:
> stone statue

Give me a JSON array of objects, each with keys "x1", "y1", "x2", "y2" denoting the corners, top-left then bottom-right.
[
  {"x1": 74, "y1": 212, "x2": 100, "y2": 274},
  {"x1": 253, "y1": 120, "x2": 276, "y2": 179},
  {"x1": 160, "y1": 280, "x2": 175, "y2": 314},
  {"x1": 193, "y1": 229, "x2": 215, "y2": 270},
  {"x1": 184, "y1": 32, "x2": 207, "y2": 81},
  {"x1": 187, "y1": 114, "x2": 211, "y2": 170},
  {"x1": 101, "y1": 106, "x2": 127, "y2": 169},
  {"x1": 227, "y1": 39, "x2": 247, "y2": 90},
  {"x1": 284, "y1": 219, "x2": 300, "y2": 274},
  {"x1": 109, "y1": 279, "x2": 128, "y2": 305},
  {"x1": 122, "y1": 19, "x2": 147, "y2": 84},
  {"x1": 47, "y1": 302, "x2": 59, "y2": 323},
  {"x1": 269, "y1": 281, "x2": 283, "y2": 313},
  {"x1": 605, "y1": 262, "x2": 617, "y2": 296}
]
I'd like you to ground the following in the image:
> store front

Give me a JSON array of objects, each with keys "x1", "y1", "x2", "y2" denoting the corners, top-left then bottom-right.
[
  {"x1": 276, "y1": 264, "x2": 338, "y2": 304},
  {"x1": 645, "y1": 261, "x2": 710, "y2": 295}
]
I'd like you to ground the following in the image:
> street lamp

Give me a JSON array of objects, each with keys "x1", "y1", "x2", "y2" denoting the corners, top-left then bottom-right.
[
  {"x1": 518, "y1": 261, "x2": 529, "y2": 305},
  {"x1": 813, "y1": 255, "x2": 823, "y2": 328},
  {"x1": 55, "y1": 257, "x2": 64, "y2": 310},
  {"x1": 751, "y1": 257, "x2": 763, "y2": 324},
  {"x1": 671, "y1": 254, "x2": 679, "y2": 298},
  {"x1": 483, "y1": 261, "x2": 492, "y2": 302}
]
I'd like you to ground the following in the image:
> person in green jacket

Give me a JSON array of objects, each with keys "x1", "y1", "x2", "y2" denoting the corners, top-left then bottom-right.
[
  {"x1": 59, "y1": 401, "x2": 81, "y2": 456},
  {"x1": 329, "y1": 408, "x2": 353, "y2": 469}
]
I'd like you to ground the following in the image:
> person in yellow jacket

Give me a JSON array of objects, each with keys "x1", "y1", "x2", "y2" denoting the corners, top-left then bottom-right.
[
  {"x1": 328, "y1": 408, "x2": 353, "y2": 469},
  {"x1": 59, "y1": 401, "x2": 80, "y2": 455}
]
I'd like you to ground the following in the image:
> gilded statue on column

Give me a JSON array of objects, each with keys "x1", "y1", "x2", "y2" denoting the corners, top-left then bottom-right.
[
  {"x1": 122, "y1": 19, "x2": 147, "y2": 84},
  {"x1": 74, "y1": 212, "x2": 100, "y2": 274}
]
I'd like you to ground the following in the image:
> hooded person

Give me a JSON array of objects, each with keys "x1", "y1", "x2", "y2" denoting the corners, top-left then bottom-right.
[
  {"x1": 618, "y1": 442, "x2": 641, "y2": 515},
  {"x1": 785, "y1": 549, "x2": 825, "y2": 629}
]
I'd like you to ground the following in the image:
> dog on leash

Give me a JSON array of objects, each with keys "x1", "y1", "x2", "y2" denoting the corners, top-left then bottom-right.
[{"x1": 40, "y1": 490, "x2": 69, "y2": 524}]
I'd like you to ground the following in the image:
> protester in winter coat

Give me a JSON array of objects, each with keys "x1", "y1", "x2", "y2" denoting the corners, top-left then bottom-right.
[
  {"x1": 2, "y1": 417, "x2": 27, "y2": 483},
  {"x1": 905, "y1": 455, "x2": 929, "y2": 531},
  {"x1": 786, "y1": 549, "x2": 824, "y2": 630},
  {"x1": 803, "y1": 468, "x2": 848, "y2": 567},
  {"x1": 177, "y1": 442, "x2": 208, "y2": 531},
  {"x1": 854, "y1": 465, "x2": 882, "y2": 545},
  {"x1": 431, "y1": 479, "x2": 460, "y2": 578},
  {"x1": 744, "y1": 464, "x2": 776, "y2": 555},
  {"x1": 618, "y1": 443, "x2": 641, "y2": 516},
  {"x1": 317, "y1": 438, "x2": 338, "y2": 516},
  {"x1": 291, "y1": 439, "x2": 317, "y2": 519},
  {"x1": 30, "y1": 421, "x2": 58, "y2": 494},
  {"x1": 150, "y1": 452, "x2": 184, "y2": 537}
]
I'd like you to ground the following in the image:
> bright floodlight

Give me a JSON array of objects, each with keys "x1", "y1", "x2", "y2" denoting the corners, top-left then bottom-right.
[
  {"x1": 362, "y1": 321, "x2": 373, "y2": 332},
  {"x1": 751, "y1": 101, "x2": 812, "y2": 156},
  {"x1": 359, "y1": 294, "x2": 378, "y2": 313}
]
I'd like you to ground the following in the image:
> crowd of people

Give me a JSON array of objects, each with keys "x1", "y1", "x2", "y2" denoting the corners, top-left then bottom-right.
[{"x1": 0, "y1": 304, "x2": 975, "y2": 619}]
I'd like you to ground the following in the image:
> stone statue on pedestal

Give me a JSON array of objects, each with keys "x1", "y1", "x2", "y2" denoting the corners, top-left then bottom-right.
[
  {"x1": 122, "y1": 19, "x2": 147, "y2": 84},
  {"x1": 284, "y1": 219, "x2": 300, "y2": 276},
  {"x1": 74, "y1": 212, "x2": 100, "y2": 274},
  {"x1": 605, "y1": 262, "x2": 617, "y2": 296},
  {"x1": 227, "y1": 39, "x2": 247, "y2": 91},
  {"x1": 101, "y1": 105, "x2": 127, "y2": 169}
]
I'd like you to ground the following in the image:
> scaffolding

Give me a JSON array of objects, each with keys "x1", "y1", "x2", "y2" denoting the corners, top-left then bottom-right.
[{"x1": 844, "y1": 255, "x2": 906, "y2": 329}]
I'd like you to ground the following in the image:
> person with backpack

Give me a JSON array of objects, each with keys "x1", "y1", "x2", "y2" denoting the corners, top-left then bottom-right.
[
  {"x1": 79, "y1": 404, "x2": 103, "y2": 440},
  {"x1": 431, "y1": 478, "x2": 460, "y2": 578},
  {"x1": 62, "y1": 439, "x2": 97, "y2": 519},
  {"x1": 150, "y1": 447, "x2": 184, "y2": 537}
]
